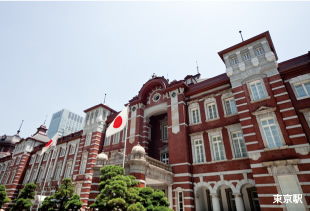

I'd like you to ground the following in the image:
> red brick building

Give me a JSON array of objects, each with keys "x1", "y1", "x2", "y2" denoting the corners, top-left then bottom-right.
[{"x1": 0, "y1": 31, "x2": 310, "y2": 211}]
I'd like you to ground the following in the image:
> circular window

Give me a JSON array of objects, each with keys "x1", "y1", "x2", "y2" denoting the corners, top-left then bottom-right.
[
  {"x1": 132, "y1": 106, "x2": 136, "y2": 112},
  {"x1": 171, "y1": 92, "x2": 177, "y2": 98},
  {"x1": 153, "y1": 93, "x2": 161, "y2": 102}
]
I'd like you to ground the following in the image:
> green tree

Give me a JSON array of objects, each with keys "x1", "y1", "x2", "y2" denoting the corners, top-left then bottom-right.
[
  {"x1": 38, "y1": 196, "x2": 54, "y2": 211},
  {"x1": 39, "y1": 178, "x2": 75, "y2": 211},
  {"x1": 0, "y1": 185, "x2": 11, "y2": 209},
  {"x1": 91, "y1": 165, "x2": 173, "y2": 211},
  {"x1": 10, "y1": 183, "x2": 37, "y2": 211},
  {"x1": 65, "y1": 194, "x2": 83, "y2": 211},
  {"x1": 138, "y1": 188, "x2": 171, "y2": 211},
  {"x1": 90, "y1": 165, "x2": 140, "y2": 210}
]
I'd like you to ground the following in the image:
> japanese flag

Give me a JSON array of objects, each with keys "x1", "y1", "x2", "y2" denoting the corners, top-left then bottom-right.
[
  {"x1": 106, "y1": 106, "x2": 129, "y2": 137},
  {"x1": 40, "y1": 133, "x2": 59, "y2": 156}
]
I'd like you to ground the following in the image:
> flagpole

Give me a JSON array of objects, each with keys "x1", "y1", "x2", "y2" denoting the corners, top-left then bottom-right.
[
  {"x1": 122, "y1": 106, "x2": 129, "y2": 168},
  {"x1": 36, "y1": 146, "x2": 56, "y2": 211}
]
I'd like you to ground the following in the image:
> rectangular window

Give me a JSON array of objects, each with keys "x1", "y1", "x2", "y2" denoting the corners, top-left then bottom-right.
[
  {"x1": 36, "y1": 154, "x2": 41, "y2": 163},
  {"x1": 52, "y1": 149, "x2": 57, "y2": 159},
  {"x1": 261, "y1": 118, "x2": 282, "y2": 148},
  {"x1": 191, "y1": 108, "x2": 200, "y2": 124},
  {"x1": 43, "y1": 152, "x2": 49, "y2": 161},
  {"x1": 60, "y1": 148, "x2": 66, "y2": 157},
  {"x1": 295, "y1": 81, "x2": 310, "y2": 98},
  {"x1": 11, "y1": 158, "x2": 16, "y2": 166},
  {"x1": 122, "y1": 126, "x2": 127, "y2": 142},
  {"x1": 231, "y1": 57, "x2": 238, "y2": 65},
  {"x1": 255, "y1": 46, "x2": 264, "y2": 56},
  {"x1": 113, "y1": 132, "x2": 120, "y2": 144},
  {"x1": 194, "y1": 140, "x2": 205, "y2": 163},
  {"x1": 104, "y1": 136, "x2": 111, "y2": 146},
  {"x1": 79, "y1": 154, "x2": 87, "y2": 174},
  {"x1": 242, "y1": 51, "x2": 251, "y2": 61},
  {"x1": 85, "y1": 132, "x2": 92, "y2": 146},
  {"x1": 9, "y1": 171, "x2": 16, "y2": 184},
  {"x1": 212, "y1": 135, "x2": 225, "y2": 161},
  {"x1": 231, "y1": 131, "x2": 247, "y2": 158},
  {"x1": 64, "y1": 162, "x2": 72, "y2": 178},
  {"x1": 3, "y1": 172, "x2": 9, "y2": 184},
  {"x1": 69, "y1": 145, "x2": 76, "y2": 154},
  {"x1": 54, "y1": 164, "x2": 62, "y2": 180},
  {"x1": 249, "y1": 80, "x2": 266, "y2": 101},
  {"x1": 162, "y1": 125, "x2": 168, "y2": 140},
  {"x1": 178, "y1": 192, "x2": 184, "y2": 211},
  {"x1": 206, "y1": 103, "x2": 218, "y2": 120},
  {"x1": 38, "y1": 167, "x2": 45, "y2": 182},
  {"x1": 160, "y1": 152, "x2": 169, "y2": 164},
  {"x1": 48, "y1": 164, "x2": 54, "y2": 179},
  {"x1": 30, "y1": 168, "x2": 37, "y2": 182},
  {"x1": 23, "y1": 170, "x2": 30, "y2": 184},
  {"x1": 224, "y1": 98, "x2": 237, "y2": 115}
]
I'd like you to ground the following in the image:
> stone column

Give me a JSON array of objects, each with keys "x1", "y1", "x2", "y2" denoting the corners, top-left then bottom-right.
[
  {"x1": 234, "y1": 193, "x2": 245, "y2": 211},
  {"x1": 168, "y1": 184, "x2": 173, "y2": 209},
  {"x1": 210, "y1": 194, "x2": 221, "y2": 211}
]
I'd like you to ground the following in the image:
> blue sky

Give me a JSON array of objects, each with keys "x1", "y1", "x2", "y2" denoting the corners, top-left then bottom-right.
[{"x1": 0, "y1": 2, "x2": 309, "y2": 138}]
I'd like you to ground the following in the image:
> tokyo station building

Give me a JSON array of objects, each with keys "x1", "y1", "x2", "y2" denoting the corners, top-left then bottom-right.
[{"x1": 0, "y1": 31, "x2": 310, "y2": 211}]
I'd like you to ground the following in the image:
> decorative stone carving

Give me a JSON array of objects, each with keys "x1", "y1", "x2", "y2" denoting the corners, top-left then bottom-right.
[
  {"x1": 265, "y1": 52, "x2": 276, "y2": 62},
  {"x1": 226, "y1": 67, "x2": 233, "y2": 77},
  {"x1": 248, "y1": 152, "x2": 261, "y2": 161},
  {"x1": 251, "y1": 57, "x2": 259, "y2": 66},
  {"x1": 238, "y1": 62, "x2": 245, "y2": 71}
]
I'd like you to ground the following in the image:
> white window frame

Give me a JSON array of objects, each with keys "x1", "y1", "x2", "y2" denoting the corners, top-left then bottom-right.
[
  {"x1": 255, "y1": 111, "x2": 285, "y2": 149},
  {"x1": 242, "y1": 50, "x2": 251, "y2": 61},
  {"x1": 23, "y1": 170, "x2": 30, "y2": 184},
  {"x1": 223, "y1": 95, "x2": 237, "y2": 117},
  {"x1": 64, "y1": 161, "x2": 72, "y2": 178},
  {"x1": 16, "y1": 156, "x2": 21, "y2": 165},
  {"x1": 255, "y1": 46, "x2": 264, "y2": 56},
  {"x1": 104, "y1": 136, "x2": 111, "y2": 146},
  {"x1": 294, "y1": 80, "x2": 310, "y2": 100},
  {"x1": 9, "y1": 170, "x2": 16, "y2": 184},
  {"x1": 36, "y1": 154, "x2": 41, "y2": 163},
  {"x1": 177, "y1": 191, "x2": 184, "y2": 211},
  {"x1": 247, "y1": 78, "x2": 268, "y2": 102},
  {"x1": 289, "y1": 73, "x2": 310, "y2": 100},
  {"x1": 59, "y1": 147, "x2": 66, "y2": 157},
  {"x1": 122, "y1": 126, "x2": 127, "y2": 142},
  {"x1": 113, "y1": 132, "x2": 120, "y2": 144},
  {"x1": 79, "y1": 152, "x2": 88, "y2": 174},
  {"x1": 85, "y1": 132, "x2": 92, "y2": 146},
  {"x1": 226, "y1": 124, "x2": 247, "y2": 159},
  {"x1": 188, "y1": 102, "x2": 201, "y2": 125},
  {"x1": 69, "y1": 145, "x2": 76, "y2": 155},
  {"x1": 160, "y1": 152, "x2": 169, "y2": 164},
  {"x1": 162, "y1": 124, "x2": 168, "y2": 140},
  {"x1": 190, "y1": 133, "x2": 206, "y2": 164},
  {"x1": 207, "y1": 128, "x2": 226, "y2": 161},
  {"x1": 230, "y1": 56, "x2": 238, "y2": 66},
  {"x1": 54, "y1": 163, "x2": 62, "y2": 180},
  {"x1": 204, "y1": 98, "x2": 219, "y2": 121}
]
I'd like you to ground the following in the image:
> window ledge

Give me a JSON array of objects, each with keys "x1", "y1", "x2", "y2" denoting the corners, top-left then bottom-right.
[
  {"x1": 263, "y1": 145, "x2": 288, "y2": 152},
  {"x1": 224, "y1": 113, "x2": 238, "y2": 118},
  {"x1": 231, "y1": 157, "x2": 248, "y2": 161},
  {"x1": 189, "y1": 122, "x2": 202, "y2": 126},
  {"x1": 250, "y1": 96, "x2": 271, "y2": 104},
  {"x1": 296, "y1": 96, "x2": 310, "y2": 101},
  {"x1": 205, "y1": 117, "x2": 220, "y2": 122}
]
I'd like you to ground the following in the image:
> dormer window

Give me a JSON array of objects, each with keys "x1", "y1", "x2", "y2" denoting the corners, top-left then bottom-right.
[
  {"x1": 242, "y1": 51, "x2": 251, "y2": 61},
  {"x1": 255, "y1": 46, "x2": 264, "y2": 56},
  {"x1": 231, "y1": 57, "x2": 238, "y2": 66}
]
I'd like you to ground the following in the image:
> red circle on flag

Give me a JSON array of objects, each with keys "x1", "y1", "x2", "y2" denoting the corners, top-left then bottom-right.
[
  {"x1": 113, "y1": 116, "x2": 123, "y2": 128},
  {"x1": 45, "y1": 140, "x2": 52, "y2": 147}
]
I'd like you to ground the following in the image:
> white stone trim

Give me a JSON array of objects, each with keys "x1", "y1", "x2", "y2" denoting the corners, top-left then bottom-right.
[
  {"x1": 236, "y1": 103, "x2": 247, "y2": 107},
  {"x1": 233, "y1": 90, "x2": 244, "y2": 95},
  {"x1": 235, "y1": 96, "x2": 246, "y2": 101},
  {"x1": 277, "y1": 99, "x2": 291, "y2": 105},
  {"x1": 274, "y1": 92, "x2": 288, "y2": 97},
  {"x1": 280, "y1": 107, "x2": 294, "y2": 113},
  {"x1": 240, "y1": 117, "x2": 251, "y2": 121},
  {"x1": 241, "y1": 124, "x2": 253, "y2": 129},
  {"x1": 193, "y1": 169, "x2": 252, "y2": 177},
  {"x1": 170, "y1": 162, "x2": 191, "y2": 167},
  {"x1": 174, "y1": 173, "x2": 192, "y2": 177},
  {"x1": 283, "y1": 115, "x2": 298, "y2": 120},
  {"x1": 245, "y1": 141, "x2": 258, "y2": 145},
  {"x1": 269, "y1": 79, "x2": 282, "y2": 84},
  {"x1": 289, "y1": 134, "x2": 305, "y2": 138},
  {"x1": 243, "y1": 132, "x2": 256, "y2": 137},
  {"x1": 271, "y1": 85, "x2": 285, "y2": 90}
]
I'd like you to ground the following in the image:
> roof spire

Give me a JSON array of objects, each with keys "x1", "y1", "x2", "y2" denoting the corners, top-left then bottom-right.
[
  {"x1": 239, "y1": 30, "x2": 244, "y2": 42},
  {"x1": 43, "y1": 115, "x2": 47, "y2": 125},
  {"x1": 17, "y1": 120, "x2": 24, "y2": 135},
  {"x1": 196, "y1": 61, "x2": 199, "y2": 74},
  {"x1": 104, "y1": 93, "x2": 107, "y2": 104}
]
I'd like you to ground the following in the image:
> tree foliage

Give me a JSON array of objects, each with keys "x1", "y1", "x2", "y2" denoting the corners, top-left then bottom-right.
[
  {"x1": 65, "y1": 194, "x2": 83, "y2": 211},
  {"x1": 91, "y1": 165, "x2": 172, "y2": 211},
  {"x1": 39, "y1": 178, "x2": 79, "y2": 211},
  {"x1": 0, "y1": 185, "x2": 11, "y2": 208},
  {"x1": 10, "y1": 183, "x2": 37, "y2": 211}
]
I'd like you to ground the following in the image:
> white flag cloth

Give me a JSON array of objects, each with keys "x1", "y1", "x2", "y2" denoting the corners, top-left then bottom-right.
[
  {"x1": 106, "y1": 106, "x2": 129, "y2": 137},
  {"x1": 40, "y1": 133, "x2": 58, "y2": 156}
]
